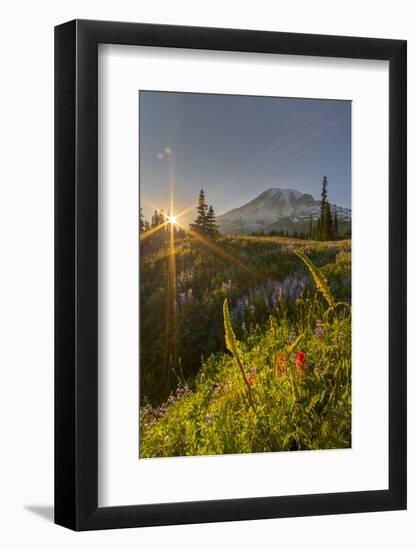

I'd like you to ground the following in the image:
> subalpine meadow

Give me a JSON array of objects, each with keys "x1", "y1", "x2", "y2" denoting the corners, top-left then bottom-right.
[{"x1": 139, "y1": 188, "x2": 351, "y2": 458}]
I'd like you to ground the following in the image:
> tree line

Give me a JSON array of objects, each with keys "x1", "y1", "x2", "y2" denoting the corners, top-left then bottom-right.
[
  {"x1": 251, "y1": 228, "x2": 311, "y2": 240},
  {"x1": 140, "y1": 178, "x2": 348, "y2": 243},
  {"x1": 140, "y1": 188, "x2": 220, "y2": 243}
]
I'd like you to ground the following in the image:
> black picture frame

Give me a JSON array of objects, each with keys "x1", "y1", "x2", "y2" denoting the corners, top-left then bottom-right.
[{"x1": 55, "y1": 19, "x2": 407, "y2": 531}]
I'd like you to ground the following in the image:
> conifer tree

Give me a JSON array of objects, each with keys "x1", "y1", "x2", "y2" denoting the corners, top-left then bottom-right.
[
  {"x1": 151, "y1": 209, "x2": 159, "y2": 228},
  {"x1": 324, "y1": 201, "x2": 333, "y2": 241},
  {"x1": 333, "y1": 206, "x2": 338, "y2": 238},
  {"x1": 319, "y1": 176, "x2": 328, "y2": 240},
  {"x1": 206, "y1": 205, "x2": 219, "y2": 237},
  {"x1": 151, "y1": 209, "x2": 165, "y2": 228},
  {"x1": 190, "y1": 189, "x2": 209, "y2": 234}
]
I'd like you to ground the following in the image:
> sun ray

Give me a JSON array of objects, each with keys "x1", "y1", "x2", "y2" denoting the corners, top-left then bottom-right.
[
  {"x1": 140, "y1": 220, "x2": 169, "y2": 241},
  {"x1": 164, "y1": 214, "x2": 177, "y2": 393},
  {"x1": 141, "y1": 198, "x2": 197, "y2": 227},
  {"x1": 176, "y1": 221, "x2": 268, "y2": 282},
  {"x1": 175, "y1": 201, "x2": 197, "y2": 221}
]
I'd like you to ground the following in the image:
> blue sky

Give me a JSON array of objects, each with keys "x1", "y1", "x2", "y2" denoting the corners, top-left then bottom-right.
[{"x1": 139, "y1": 91, "x2": 351, "y2": 223}]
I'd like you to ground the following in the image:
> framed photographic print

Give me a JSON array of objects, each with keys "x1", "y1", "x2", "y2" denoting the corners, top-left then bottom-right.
[{"x1": 55, "y1": 20, "x2": 406, "y2": 530}]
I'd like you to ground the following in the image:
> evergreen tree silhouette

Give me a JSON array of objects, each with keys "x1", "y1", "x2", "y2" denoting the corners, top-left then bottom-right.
[
  {"x1": 190, "y1": 189, "x2": 209, "y2": 234},
  {"x1": 319, "y1": 176, "x2": 328, "y2": 240},
  {"x1": 206, "y1": 205, "x2": 219, "y2": 237}
]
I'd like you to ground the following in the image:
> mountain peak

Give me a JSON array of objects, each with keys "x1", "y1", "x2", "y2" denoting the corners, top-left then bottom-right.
[
  {"x1": 217, "y1": 186, "x2": 351, "y2": 234},
  {"x1": 260, "y1": 187, "x2": 303, "y2": 198}
]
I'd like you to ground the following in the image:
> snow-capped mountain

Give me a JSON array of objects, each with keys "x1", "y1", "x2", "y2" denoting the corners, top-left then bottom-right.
[{"x1": 216, "y1": 188, "x2": 351, "y2": 234}]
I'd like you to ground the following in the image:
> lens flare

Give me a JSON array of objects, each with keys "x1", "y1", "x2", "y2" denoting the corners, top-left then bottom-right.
[{"x1": 168, "y1": 215, "x2": 177, "y2": 224}]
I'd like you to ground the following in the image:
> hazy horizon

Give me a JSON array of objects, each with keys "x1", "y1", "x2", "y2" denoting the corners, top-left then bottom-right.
[{"x1": 139, "y1": 91, "x2": 351, "y2": 225}]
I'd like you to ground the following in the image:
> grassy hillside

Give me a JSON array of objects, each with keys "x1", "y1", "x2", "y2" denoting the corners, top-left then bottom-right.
[{"x1": 140, "y1": 234, "x2": 351, "y2": 457}]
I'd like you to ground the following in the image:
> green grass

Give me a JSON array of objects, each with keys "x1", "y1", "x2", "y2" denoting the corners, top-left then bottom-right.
[{"x1": 139, "y1": 239, "x2": 351, "y2": 458}]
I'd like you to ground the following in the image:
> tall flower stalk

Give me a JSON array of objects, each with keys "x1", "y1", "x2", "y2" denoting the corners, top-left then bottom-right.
[
  {"x1": 294, "y1": 249, "x2": 337, "y2": 318},
  {"x1": 223, "y1": 298, "x2": 254, "y2": 405}
]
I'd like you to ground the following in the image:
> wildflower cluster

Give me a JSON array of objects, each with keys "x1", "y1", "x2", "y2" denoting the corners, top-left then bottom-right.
[
  {"x1": 314, "y1": 319, "x2": 325, "y2": 339},
  {"x1": 140, "y1": 385, "x2": 191, "y2": 431},
  {"x1": 285, "y1": 329, "x2": 297, "y2": 345},
  {"x1": 140, "y1": 232, "x2": 351, "y2": 455},
  {"x1": 231, "y1": 276, "x2": 310, "y2": 327}
]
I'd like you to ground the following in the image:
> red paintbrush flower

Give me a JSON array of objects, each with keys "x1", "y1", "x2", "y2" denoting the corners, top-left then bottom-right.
[
  {"x1": 247, "y1": 373, "x2": 256, "y2": 386},
  {"x1": 276, "y1": 353, "x2": 287, "y2": 376},
  {"x1": 296, "y1": 351, "x2": 306, "y2": 371}
]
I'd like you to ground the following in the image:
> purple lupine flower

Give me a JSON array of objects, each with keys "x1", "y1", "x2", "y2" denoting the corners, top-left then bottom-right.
[
  {"x1": 205, "y1": 413, "x2": 213, "y2": 428},
  {"x1": 271, "y1": 285, "x2": 279, "y2": 307},
  {"x1": 285, "y1": 329, "x2": 296, "y2": 345},
  {"x1": 290, "y1": 280, "x2": 299, "y2": 302},
  {"x1": 314, "y1": 319, "x2": 325, "y2": 339},
  {"x1": 236, "y1": 298, "x2": 246, "y2": 318}
]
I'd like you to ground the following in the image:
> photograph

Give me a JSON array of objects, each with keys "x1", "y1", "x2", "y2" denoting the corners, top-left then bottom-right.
[{"x1": 139, "y1": 91, "x2": 352, "y2": 458}]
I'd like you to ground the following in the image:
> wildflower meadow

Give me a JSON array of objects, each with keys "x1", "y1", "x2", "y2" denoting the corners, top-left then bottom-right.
[{"x1": 139, "y1": 229, "x2": 351, "y2": 458}]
